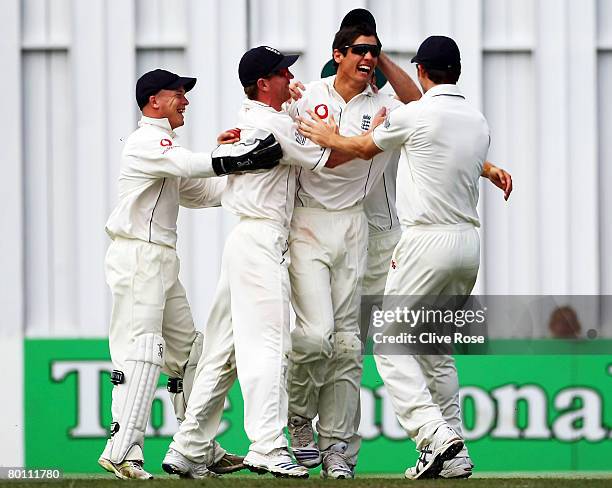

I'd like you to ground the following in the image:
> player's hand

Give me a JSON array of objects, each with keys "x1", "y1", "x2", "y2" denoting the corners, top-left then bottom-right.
[
  {"x1": 298, "y1": 110, "x2": 337, "y2": 147},
  {"x1": 217, "y1": 128, "x2": 241, "y2": 145},
  {"x1": 288, "y1": 81, "x2": 306, "y2": 102},
  {"x1": 486, "y1": 164, "x2": 513, "y2": 201},
  {"x1": 371, "y1": 107, "x2": 387, "y2": 131}
]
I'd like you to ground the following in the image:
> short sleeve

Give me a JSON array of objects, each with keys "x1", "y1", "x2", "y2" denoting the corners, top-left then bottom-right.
[
  {"x1": 371, "y1": 101, "x2": 420, "y2": 152},
  {"x1": 241, "y1": 110, "x2": 330, "y2": 173},
  {"x1": 276, "y1": 119, "x2": 330, "y2": 173}
]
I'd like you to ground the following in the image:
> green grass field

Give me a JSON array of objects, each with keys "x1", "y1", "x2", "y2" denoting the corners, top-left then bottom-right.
[{"x1": 2, "y1": 474, "x2": 612, "y2": 488}]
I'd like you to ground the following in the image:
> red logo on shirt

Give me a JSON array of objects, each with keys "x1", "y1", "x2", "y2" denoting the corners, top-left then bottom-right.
[
  {"x1": 391, "y1": 260, "x2": 397, "y2": 269},
  {"x1": 160, "y1": 138, "x2": 173, "y2": 147},
  {"x1": 314, "y1": 104, "x2": 329, "y2": 120}
]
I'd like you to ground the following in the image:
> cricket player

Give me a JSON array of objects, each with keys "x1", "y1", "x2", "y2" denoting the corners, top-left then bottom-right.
[
  {"x1": 310, "y1": 9, "x2": 512, "y2": 478},
  {"x1": 283, "y1": 19, "x2": 425, "y2": 479},
  {"x1": 358, "y1": 137, "x2": 510, "y2": 480},
  {"x1": 299, "y1": 35, "x2": 498, "y2": 479},
  {"x1": 162, "y1": 46, "x2": 359, "y2": 479},
  {"x1": 98, "y1": 68, "x2": 282, "y2": 480}
]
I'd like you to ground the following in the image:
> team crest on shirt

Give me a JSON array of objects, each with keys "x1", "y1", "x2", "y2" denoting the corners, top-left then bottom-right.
[
  {"x1": 361, "y1": 114, "x2": 372, "y2": 131},
  {"x1": 384, "y1": 114, "x2": 391, "y2": 129},
  {"x1": 295, "y1": 130, "x2": 306, "y2": 145}
]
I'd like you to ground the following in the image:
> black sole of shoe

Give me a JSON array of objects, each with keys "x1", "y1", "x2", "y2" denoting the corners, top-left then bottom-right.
[
  {"x1": 415, "y1": 440, "x2": 464, "y2": 480},
  {"x1": 162, "y1": 463, "x2": 184, "y2": 476}
]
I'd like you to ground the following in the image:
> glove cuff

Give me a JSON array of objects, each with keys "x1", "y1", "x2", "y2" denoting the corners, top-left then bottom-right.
[{"x1": 212, "y1": 157, "x2": 226, "y2": 176}]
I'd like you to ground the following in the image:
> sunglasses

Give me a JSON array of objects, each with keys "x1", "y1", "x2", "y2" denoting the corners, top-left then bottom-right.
[{"x1": 343, "y1": 44, "x2": 381, "y2": 57}]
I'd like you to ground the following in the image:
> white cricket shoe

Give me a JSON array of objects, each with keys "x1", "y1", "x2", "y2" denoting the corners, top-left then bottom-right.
[
  {"x1": 161, "y1": 448, "x2": 217, "y2": 479},
  {"x1": 244, "y1": 448, "x2": 309, "y2": 478},
  {"x1": 439, "y1": 456, "x2": 474, "y2": 478},
  {"x1": 404, "y1": 425, "x2": 464, "y2": 480},
  {"x1": 404, "y1": 456, "x2": 473, "y2": 479},
  {"x1": 288, "y1": 415, "x2": 322, "y2": 467},
  {"x1": 320, "y1": 442, "x2": 354, "y2": 479},
  {"x1": 98, "y1": 457, "x2": 153, "y2": 480}
]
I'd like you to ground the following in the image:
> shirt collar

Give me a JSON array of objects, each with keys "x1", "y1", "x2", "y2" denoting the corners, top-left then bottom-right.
[
  {"x1": 324, "y1": 75, "x2": 376, "y2": 101},
  {"x1": 138, "y1": 116, "x2": 177, "y2": 137},
  {"x1": 242, "y1": 98, "x2": 278, "y2": 112},
  {"x1": 424, "y1": 84, "x2": 465, "y2": 99}
]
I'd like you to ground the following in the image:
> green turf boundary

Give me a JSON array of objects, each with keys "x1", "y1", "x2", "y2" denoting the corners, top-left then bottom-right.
[{"x1": 2, "y1": 475, "x2": 612, "y2": 488}]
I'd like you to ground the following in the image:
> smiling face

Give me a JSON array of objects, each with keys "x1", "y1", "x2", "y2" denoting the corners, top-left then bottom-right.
[
  {"x1": 256, "y1": 67, "x2": 295, "y2": 111},
  {"x1": 150, "y1": 87, "x2": 189, "y2": 129},
  {"x1": 334, "y1": 34, "x2": 379, "y2": 88},
  {"x1": 268, "y1": 67, "x2": 294, "y2": 104}
]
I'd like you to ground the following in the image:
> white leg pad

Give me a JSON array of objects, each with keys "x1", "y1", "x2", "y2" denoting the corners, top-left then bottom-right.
[{"x1": 110, "y1": 333, "x2": 165, "y2": 463}]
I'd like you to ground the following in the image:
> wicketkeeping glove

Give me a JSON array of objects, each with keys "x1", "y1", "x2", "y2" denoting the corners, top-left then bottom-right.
[{"x1": 211, "y1": 133, "x2": 283, "y2": 175}]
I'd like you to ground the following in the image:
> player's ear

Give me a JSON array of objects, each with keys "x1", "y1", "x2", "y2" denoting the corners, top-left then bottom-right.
[
  {"x1": 333, "y1": 49, "x2": 344, "y2": 64},
  {"x1": 148, "y1": 95, "x2": 159, "y2": 109},
  {"x1": 256, "y1": 77, "x2": 269, "y2": 93}
]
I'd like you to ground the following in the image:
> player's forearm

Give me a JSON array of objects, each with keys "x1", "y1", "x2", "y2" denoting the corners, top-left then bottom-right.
[
  {"x1": 326, "y1": 132, "x2": 380, "y2": 160},
  {"x1": 481, "y1": 160, "x2": 493, "y2": 178},
  {"x1": 378, "y1": 52, "x2": 421, "y2": 103},
  {"x1": 178, "y1": 176, "x2": 226, "y2": 208},
  {"x1": 326, "y1": 150, "x2": 352, "y2": 168}
]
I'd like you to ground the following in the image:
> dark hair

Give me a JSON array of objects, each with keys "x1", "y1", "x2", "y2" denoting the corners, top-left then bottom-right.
[
  {"x1": 244, "y1": 83, "x2": 258, "y2": 100},
  {"x1": 420, "y1": 64, "x2": 461, "y2": 84},
  {"x1": 332, "y1": 24, "x2": 381, "y2": 67}
]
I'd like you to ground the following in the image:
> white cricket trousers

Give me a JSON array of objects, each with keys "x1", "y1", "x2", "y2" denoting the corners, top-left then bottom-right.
[
  {"x1": 171, "y1": 218, "x2": 291, "y2": 461},
  {"x1": 103, "y1": 237, "x2": 197, "y2": 461},
  {"x1": 375, "y1": 223, "x2": 480, "y2": 449},
  {"x1": 288, "y1": 205, "x2": 368, "y2": 450},
  {"x1": 346, "y1": 226, "x2": 401, "y2": 465}
]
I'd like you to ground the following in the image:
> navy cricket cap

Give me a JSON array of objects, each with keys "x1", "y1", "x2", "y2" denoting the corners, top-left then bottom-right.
[
  {"x1": 135, "y1": 69, "x2": 197, "y2": 109},
  {"x1": 239, "y1": 46, "x2": 299, "y2": 87},
  {"x1": 340, "y1": 8, "x2": 377, "y2": 30},
  {"x1": 411, "y1": 36, "x2": 461, "y2": 70}
]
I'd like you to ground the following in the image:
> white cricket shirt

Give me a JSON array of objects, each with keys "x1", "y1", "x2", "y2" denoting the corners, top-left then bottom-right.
[
  {"x1": 286, "y1": 76, "x2": 403, "y2": 211},
  {"x1": 363, "y1": 151, "x2": 400, "y2": 232},
  {"x1": 372, "y1": 84, "x2": 490, "y2": 227},
  {"x1": 221, "y1": 99, "x2": 330, "y2": 229},
  {"x1": 105, "y1": 116, "x2": 226, "y2": 248}
]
